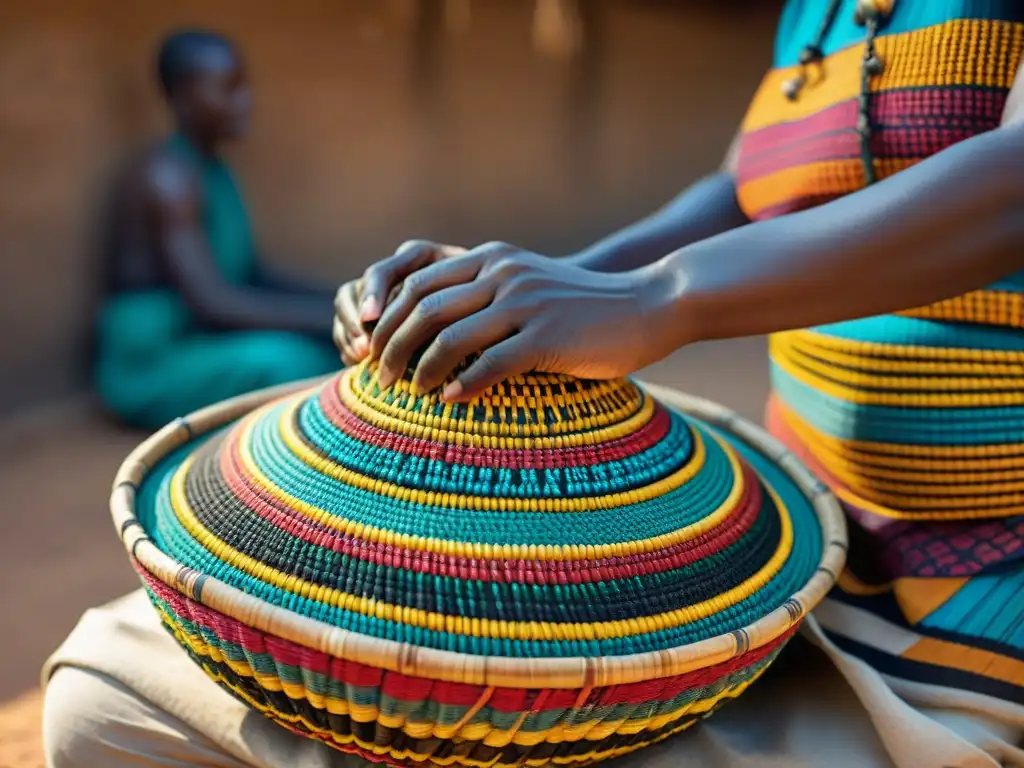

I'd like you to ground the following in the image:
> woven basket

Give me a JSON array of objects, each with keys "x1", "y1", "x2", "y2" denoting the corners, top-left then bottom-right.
[{"x1": 111, "y1": 365, "x2": 846, "y2": 767}]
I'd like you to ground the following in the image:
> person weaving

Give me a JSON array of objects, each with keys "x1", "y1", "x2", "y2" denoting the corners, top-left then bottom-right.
[
  {"x1": 96, "y1": 29, "x2": 338, "y2": 430},
  {"x1": 46, "y1": 2, "x2": 1024, "y2": 766},
  {"x1": 337, "y1": 0, "x2": 1024, "y2": 758}
]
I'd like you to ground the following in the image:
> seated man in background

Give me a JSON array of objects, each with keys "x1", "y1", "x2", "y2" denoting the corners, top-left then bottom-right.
[{"x1": 96, "y1": 29, "x2": 339, "y2": 430}]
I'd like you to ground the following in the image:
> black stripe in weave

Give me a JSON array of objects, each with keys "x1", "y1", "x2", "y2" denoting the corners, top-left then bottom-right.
[
  {"x1": 184, "y1": 653, "x2": 712, "y2": 763},
  {"x1": 182, "y1": 452, "x2": 782, "y2": 624}
]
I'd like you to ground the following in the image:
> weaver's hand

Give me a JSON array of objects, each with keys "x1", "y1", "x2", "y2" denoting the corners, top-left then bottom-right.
[
  {"x1": 370, "y1": 241, "x2": 680, "y2": 401},
  {"x1": 333, "y1": 240, "x2": 465, "y2": 365}
]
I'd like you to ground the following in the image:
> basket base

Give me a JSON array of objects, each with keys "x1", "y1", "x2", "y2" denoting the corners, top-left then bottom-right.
[{"x1": 141, "y1": 572, "x2": 796, "y2": 768}]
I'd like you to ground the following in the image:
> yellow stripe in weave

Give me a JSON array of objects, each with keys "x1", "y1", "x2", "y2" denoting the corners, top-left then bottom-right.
[
  {"x1": 829, "y1": 480, "x2": 1024, "y2": 520},
  {"x1": 792, "y1": 444, "x2": 1024, "y2": 488},
  {"x1": 780, "y1": 329, "x2": 1024, "y2": 363},
  {"x1": 189, "y1": 666, "x2": 706, "y2": 767},
  {"x1": 770, "y1": 336, "x2": 1024, "y2": 395},
  {"x1": 360, "y1": 374, "x2": 643, "y2": 436},
  {"x1": 174, "y1": 598, "x2": 746, "y2": 741},
  {"x1": 159, "y1": 607, "x2": 747, "y2": 766},
  {"x1": 773, "y1": 403, "x2": 1024, "y2": 483},
  {"x1": 342, "y1": 371, "x2": 655, "y2": 449},
  {"x1": 173, "y1": 436, "x2": 792, "y2": 640},
  {"x1": 743, "y1": 19, "x2": 1024, "y2": 132},
  {"x1": 800, "y1": 441, "x2": 1024, "y2": 495},
  {"x1": 356, "y1": 368, "x2": 644, "y2": 434},
  {"x1": 826, "y1": 470, "x2": 1024, "y2": 509},
  {"x1": 278, "y1": 397, "x2": 696, "y2": 513},
  {"x1": 900, "y1": 290, "x2": 1024, "y2": 330},
  {"x1": 772, "y1": 397, "x2": 1024, "y2": 467},
  {"x1": 773, "y1": 340, "x2": 1024, "y2": 489},
  {"x1": 773, "y1": 402, "x2": 1024, "y2": 518},
  {"x1": 234, "y1": 400, "x2": 755, "y2": 560},
  {"x1": 776, "y1": 332, "x2": 1024, "y2": 378},
  {"x1": 823, "y1": 479, "x2": 1024, "y2": 513},
  {"x1": 771, "y1": 341, "x2": 1024, "y2": 407}
]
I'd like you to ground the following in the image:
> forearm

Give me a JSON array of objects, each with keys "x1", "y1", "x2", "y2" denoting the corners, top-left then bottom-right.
[
  {"x1": 567, "y1": 172, "x2": 748, "y2": 273},
  {"x1": 651, "y1": 125, "x2": 1024, "y2": 344}
]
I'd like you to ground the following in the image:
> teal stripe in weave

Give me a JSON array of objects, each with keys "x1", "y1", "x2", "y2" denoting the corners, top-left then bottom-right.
[
  {"x1": 770, "y1": 363, "x2": 1024, "y2": 446},
  {"x1": 248, "y1": 404, "x2": 736, "y2": 546},
  {"x1": 139, "y1": 412, "x2": 820, "y2": 658},
  {"x1": 809, "y1": 315, "x2": 1024, "y2": 352},
  {"x1": 774, "y1": 0, "x2": 1024, "y2": 68},
  {"x1": 298, "y1": 395, "x2": 694, "y2": 499},
  {"x1": 991, "y1": 273, "x2": 1024, "y2": 292},
  {"x1": 183, "y1": 451, "x2": 780, "y2": 624}
]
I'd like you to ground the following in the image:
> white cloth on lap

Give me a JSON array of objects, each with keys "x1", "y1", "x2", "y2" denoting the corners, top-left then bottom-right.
[{"x1": 40, "y1": 590, "x2": 1024, "y2": 768}]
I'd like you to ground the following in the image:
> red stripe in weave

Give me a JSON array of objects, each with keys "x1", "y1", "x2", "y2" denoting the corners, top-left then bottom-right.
[
  {"x1": 318, "y1": 382, "x2": 673, "y2": 470},
  {"x1": 217, "y1": 426, "x2": 762, "y2": 583},
  {"x1": 142, "y1": 569, "x2": 797, "y2": 712},
  {"x1": 738, "y1": 87, "x2": 1008, "y2": 185}
]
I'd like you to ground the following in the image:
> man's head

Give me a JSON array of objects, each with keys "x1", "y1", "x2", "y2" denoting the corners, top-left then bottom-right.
[{"x1": 157, "y1": 29, "x2": 252, "y2": 145}]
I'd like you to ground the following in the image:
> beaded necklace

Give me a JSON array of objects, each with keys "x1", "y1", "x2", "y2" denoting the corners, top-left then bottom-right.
[{"x1": 782, "y1": 0, "x2": 894, "y2": 184}]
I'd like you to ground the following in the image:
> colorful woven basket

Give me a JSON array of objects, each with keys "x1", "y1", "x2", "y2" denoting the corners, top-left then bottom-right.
[{"x1": 111, "y1": 364, "x2": 846, "y2": 767}]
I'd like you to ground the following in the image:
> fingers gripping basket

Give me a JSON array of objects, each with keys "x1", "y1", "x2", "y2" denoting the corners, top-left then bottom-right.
[{"x1": 111, "y1": 364, "x2": 846, "y2": 767}]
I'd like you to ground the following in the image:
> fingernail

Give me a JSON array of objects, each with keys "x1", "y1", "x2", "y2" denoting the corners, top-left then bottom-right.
[
  {"x1": 378, "y1": 367, "x2": 395, "y2": 390},
  {"x1": 353, "y1": 336, "x2": 369, "y2": 356},
  {"x1": 360, "y1": 297, "x2": 382, "y2": 321},
  {"x1": 441, "y1": 380, "x2": 463, "y2": 402}
]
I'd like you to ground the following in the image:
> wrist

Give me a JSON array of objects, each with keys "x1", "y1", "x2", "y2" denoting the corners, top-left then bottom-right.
[{"x1": 632, "y1": 256, "x2": 704, "y2": 350}]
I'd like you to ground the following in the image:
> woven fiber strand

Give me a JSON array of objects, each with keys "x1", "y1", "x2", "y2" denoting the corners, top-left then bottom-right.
[{"x1": 112, "y1": 366, "x2": 845, "y2": 766}]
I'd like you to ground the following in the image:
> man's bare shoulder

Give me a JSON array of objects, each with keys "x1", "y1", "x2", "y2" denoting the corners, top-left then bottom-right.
[{"x1": 123, "y1": 142, "x2": 202, "y2": 211}]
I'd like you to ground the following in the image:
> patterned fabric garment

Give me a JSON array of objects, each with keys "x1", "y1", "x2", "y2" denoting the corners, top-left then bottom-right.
[{"x1": 736, "y1": 1, "x2": 1024, "y2": 708}]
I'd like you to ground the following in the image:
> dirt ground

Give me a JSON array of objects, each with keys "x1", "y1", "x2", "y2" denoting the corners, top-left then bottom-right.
[
  {"x1": 0, "y1": 338, "x2": 769, "y2": 766},
  {"x1": 0, "y1": 408, "x2": 142, "y2": 767}
]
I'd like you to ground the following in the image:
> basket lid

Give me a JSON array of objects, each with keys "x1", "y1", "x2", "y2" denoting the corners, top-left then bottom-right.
[{"x1": 127, "y1": 363, "x2": 842, "y2": 667}]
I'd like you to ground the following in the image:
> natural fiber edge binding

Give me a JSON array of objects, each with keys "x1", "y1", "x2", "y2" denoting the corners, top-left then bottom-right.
[{"x1": 110, "y1": 375, "x2": 847, "y2": 689}]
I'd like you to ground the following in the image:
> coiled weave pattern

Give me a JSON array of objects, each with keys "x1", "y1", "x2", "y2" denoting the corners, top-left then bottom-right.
[{"x1": 119, "y1": 365, "x2": 839, "y2": 766}]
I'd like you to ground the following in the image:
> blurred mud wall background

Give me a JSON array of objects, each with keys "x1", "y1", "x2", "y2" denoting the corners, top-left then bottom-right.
[{"x1": 0, "y1": 0, "x2": 780, "y2": 417}]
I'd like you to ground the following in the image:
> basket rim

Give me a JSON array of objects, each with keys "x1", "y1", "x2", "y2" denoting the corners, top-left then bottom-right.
[{"x1": 110, "y1": 375, "x2": 847, "y2": 690}]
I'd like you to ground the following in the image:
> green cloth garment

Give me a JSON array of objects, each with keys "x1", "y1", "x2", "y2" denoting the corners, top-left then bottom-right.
[{"x1": 95, "y1": 135, "x2": 337, "y2": 430}]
